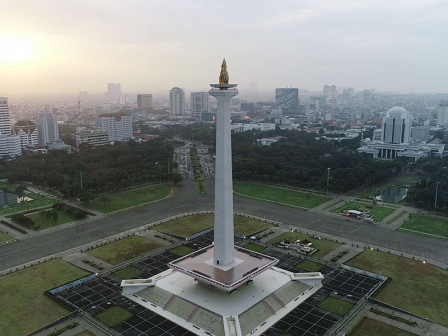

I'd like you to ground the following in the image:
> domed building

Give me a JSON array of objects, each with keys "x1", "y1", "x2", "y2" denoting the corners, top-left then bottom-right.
[{"x1": 381, "y1": 107, "x2": 411, "y2": 144}]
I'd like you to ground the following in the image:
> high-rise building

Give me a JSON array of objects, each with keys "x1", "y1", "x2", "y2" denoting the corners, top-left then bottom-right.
[
  {"x1": 96, "y1": 113, "x2": 132, "y2": 142},
  {"x1": 190, "y1": 92, "x2": 209, "y2": 119},
  {"x1": 137, "y1": 94, "x2": 153, "y2": 108},
  {"x1": 13, "y1": 120, "x2": 39, "y2": 148},
  {"x1": 382, "y1": 107, "x2": 411, "y2": 144},
  {"x1": 37, "y1": 108, "x2": 59, "y2": 146},
  {"x1": 323, "y1": 85, "x2": 337, "y2": 97},
  {"x1": 437, "y1": 100, "x2": 448, "y2": 126},
  {"x1": 169, "y1": 87, "x2": 185, "y2": 115},
  {"x1": 107, "y1": 83, "x2": 121, "y2": 96},
  {"x1": 0, "y1": 97, "x2": 11, "y2": 135},
  {"x1": 275, "y1": 88, "x2": 299, "y2": 112}
]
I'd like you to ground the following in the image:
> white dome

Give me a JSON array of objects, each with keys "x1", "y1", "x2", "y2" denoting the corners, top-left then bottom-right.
[{"x1": 386, "y1": 106, "x2": 409, "y2": 118}]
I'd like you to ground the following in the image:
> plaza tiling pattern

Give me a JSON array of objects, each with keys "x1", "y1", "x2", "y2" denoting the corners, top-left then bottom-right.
[{"x1": 55, "y1": 233, "x2": 382, "y2": 336}]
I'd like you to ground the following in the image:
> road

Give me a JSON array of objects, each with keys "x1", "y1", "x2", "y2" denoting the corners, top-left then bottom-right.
[{"x1": 1, "y1": 180, "x2": 447, "y2": 271}]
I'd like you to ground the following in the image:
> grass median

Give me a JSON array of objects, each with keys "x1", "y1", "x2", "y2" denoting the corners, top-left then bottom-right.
[
  {"x1": 334, "y1": 201, "x2": 395, "y2": 221},
  {"x1": 350, "y1": 317, "x2": 417, "y2": 336},
  {"x1": 0, "y1": 229, "x2": 13, "y2": 242},
  {"x1": 399, "y1": 214, "x2": 448, "y2": 239},
  {"x1": 0, "y1": 260, "x2": 89, "y2": 336},
  {"x1": 346, "y1": 250, "x2": 448, "y2": 327},
  {"x1": 234, "y1": 181, "x2": 331, "y2": 209}
]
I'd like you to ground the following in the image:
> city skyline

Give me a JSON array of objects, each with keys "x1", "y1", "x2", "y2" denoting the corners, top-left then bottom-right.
[{"x1": 0, "y1": 0, "x2": 447, "y2": 95}]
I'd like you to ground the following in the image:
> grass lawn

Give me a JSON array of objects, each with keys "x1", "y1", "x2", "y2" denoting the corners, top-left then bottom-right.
[
  {"x1": 96, "y1": 306, "x2": 133, "y2": 327},
  {"x1": 334, "y1": 201, "x2": 395, "y2": 221},
  {"x1": 169, "y1": 245, "x2": 196, "y2": 256},
  {"x1": 154, "y1": 213, "x2": 273, "y2": 238},
  {"x1": 243, "y1": 243, "x2": 266, "y2": 253},
  {"x1": 387, "y1": 211, "x2": 407, "y2": 225},
  {"x1": 296, "y1": 260, "x2": 325, "y2": 272},
  {"x1": 400, "y1": 214, "x2": 448, "y2": 238},
  {"x1": 0, "y1": 229, "x2": 13, "y2": 242},
  {"x1": 346, "y1": 250, "x2": 448, "y2": 327},
  {"x1": 86, "y1": 184, "x2": 171, "y2": 213},
  {"x1": 269, "y1": 232, "x2": 341, "y2": 258},
  {"x1": 75, "y1": 331, "x2": 96, "y2": 336},
  {"x1": 318, "y1": 296, "x2": 353, "y2": 315},
  {"x1": 114, "y1": 265, "x2": 144, "y2": 279},
  {"x1": 0, "y1": 260, "x2": 89, "y2": 336},
  {"x1": 27, "y1": 209, "x2": 78, "y2": 230},
  {"x1": 234, "y1": 181, "x2": 331, "y2": 209},
  {"x1": 87, "y1": 236, "x2": 164, "y2": 265},
  {"x1": 0, "y1": 192, "x2": 55, "y2": 216},
  {"x1": 350, "y1": 317, "x2": 417, "y2": 336}
]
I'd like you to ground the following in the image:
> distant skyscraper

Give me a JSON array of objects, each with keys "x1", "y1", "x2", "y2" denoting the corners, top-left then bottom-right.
[
  {"x1": 275, "y1": 88, "x2": 299, "y2": 112},
  {"x1": 437, "y1": 100, "x2": 448, "y2": 126},
  {"x1": 96, "y1": 113, "x2": 132, "y2": 142},
  {"x1": 190, "y1": 92, "x2": 209, "y2": 119},
  {"x1": 107, "y1": 83, "x2": 121, "y2": 96},
  {"x1": 137, "y1": 94, "x2": 153, "y2": 108},
  {"x1": 169, "y1": 87, "x2": 185, "y2": 115},
  {"x1": 0, "y1": 97, "x2": 11, "y2": 135},
  {"x1": 323, "y1": 85, "x2": 337, "y2": 97},
  {"x1": 382, "y1": 107, "x2": 411, "y2": 144},
  {"x1": 13, "y1": 120, "x2": 39, "y2": 148},
  {"x1": 37, "y1": 108, "x2": 59, "y2": 146}
]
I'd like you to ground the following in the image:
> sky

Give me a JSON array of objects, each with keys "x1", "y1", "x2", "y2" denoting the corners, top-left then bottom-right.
[{"x1": 0, "y1": 0, "x2": 447, "y2": 95}]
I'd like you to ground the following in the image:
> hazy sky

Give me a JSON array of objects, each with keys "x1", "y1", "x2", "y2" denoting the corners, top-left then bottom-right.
[{"x1": 0, "y1": 0, "x2": 447, "y2": 95}]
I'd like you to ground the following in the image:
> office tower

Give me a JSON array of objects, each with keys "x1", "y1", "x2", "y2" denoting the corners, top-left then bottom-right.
[
  {"x1": 382, "y1": 107, "x2": 411, "y2": 144},
  {"x1": 137, "y1": 94, "x2": 153, "y2": 108},
  {"x1": 107, "y1": 83, "x2": 121, "y2": 96},
  {"x1": 190, "y1": 92, "x2": 209, "y2": 119},
  {"x1": 275, "y1": 88, "x2": 299, "y2": 112},
  {"x1": 37, "y1": 108, "x2": 59, "y2": 146},
  {"x1": 169, "y1": 87, "x2": 185, "y2": 115},
  {"x1": 437, "y1": 100, "x2": 448, "y2": 126},
  {"x1": 13, "y1": 120, "x2": 39, "y2": 148},
  {"x1": 323, "y1": 85, "x2": 337, "y2": 97},
  {"x1": 0, "y1": 97, "x2": 11, "y2": 135},
  {"x1": 96, "y1": 113, "x2": 132, "y2": 142}
]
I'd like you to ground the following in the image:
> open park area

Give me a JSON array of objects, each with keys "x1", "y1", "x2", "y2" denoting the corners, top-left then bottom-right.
[
  {"x1": 350, "y1": 317, "x2": 417, "y2": 336},
  {"x1": 86, "y1": 236, "x2": 164, "y2": 265},
  {"x1": 153, "y1": 213, "x2": 273, "y2": 238},
  {"x1": 269, "y1": 231, "x2": 341, "y2": 258},
  {"x1": 27, "y1": 209, "x2": 79, "y2": 230},
  {"x1": 399, "y1": 214, "x2": 448, "y2": 240},
  {"x1": 346, "y1": 250, "x2": 448, "y2": 327},
  {"x1": 0, "y1": 259, "x2": 89, "y2": 335},
  {"x1": 86, "y1": 183, "x2": 172, "y2": 213},
  {"x1": 318, "y1": 296, "x2": 353, "y2": 315},
  {"x1": 0, "y1": 229, "x2": 13, "y2": 242},
  {"x1": 233, "y1": 181, "x2": 331, "y2": 209},
  {"x1": 334, "y1": 201, "x2": 395, "y2": 221}
]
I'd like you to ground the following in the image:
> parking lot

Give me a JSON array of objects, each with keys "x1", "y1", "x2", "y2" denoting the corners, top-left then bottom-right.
[{"x1": 55, "y1": 233, "x2": 382, "y2": 336}]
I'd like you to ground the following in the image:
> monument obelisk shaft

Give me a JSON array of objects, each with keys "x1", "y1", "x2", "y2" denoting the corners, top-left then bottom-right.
[{"x1": 209, "y1": 59, "x2": 238, "y2": 267}]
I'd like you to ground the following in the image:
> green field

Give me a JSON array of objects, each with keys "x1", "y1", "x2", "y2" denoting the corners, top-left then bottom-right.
[
  {"x1": 387, "y1": 211, "x2": 407, "y2": 225},
  {"x1": 0, "y1": 229, "x2": 13, "y2": 242},
  {"x1": 296, "y1": 260, "x2": 325, "y2": 272},
  {"x1": 86, "y1": 184, "x2": 171, "y2": 213},
  {"x1": 96, "y1": 306, "x2": 133, "y2": 327},
  {"x1": 243, "y1": 243, "x2": 266, "y2": 252},
  {"x1": 346, "y1": 250, "x2": 448, "y2": 327},
  {"x1": 154, "y1": 213, "x2": 273, "y2": 238},
  {"x1": 27, "y1": 209, "x2": 78, "y2": 230},
  {"x1": 0, "y1": 260, "x2": 89, "y2": 336},
  {"x1": 0, "y1": 192, "x2": 55, "y2": 216},
  {"x1": 169, "y1": 245, "x2": 196, "y2": 256},
  {"x1": 350, "y1": 317, "x2": 417, "y2": 336},
  {"x1": 234, "y1": 181, "x2": 331, "y2": 209},
  {"x1": 318, "y1": 296, "x2": 353, "y2": 315},
  {"x1": 87, "y1": 236, "x2": 164, "y2": 265},
  {"x1": 269, "y1": 232, "x2": 341, "y2": 258},
  {"x1": 400, "y1": 214, "x2": 448, "y2": 238},
  {"x1": 114, "y1": 265, "x2": 144, "y2": 279},
  {"x1": 334, "y1": 201, "x2": 395, "y2": 221}
]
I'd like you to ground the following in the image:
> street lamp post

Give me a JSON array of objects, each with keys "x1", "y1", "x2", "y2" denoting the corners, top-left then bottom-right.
[
  {"x1": 434, "y1": 182, "x2": 439, "y2": 212},
  {"x1": 326, "y1": 167, "x2": 330, "y2": 195}
]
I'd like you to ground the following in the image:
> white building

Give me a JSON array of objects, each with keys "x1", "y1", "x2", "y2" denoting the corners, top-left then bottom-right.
[
  {"x1": 411, "y1": 126, "x2": 430, "y2": 142},
  {"x1": 190, "y1": 92, "x2": 209, "y2": 119},
  {"x1": 381, "y1": 107, "x2": 411, "y2": 144},
  {"x1": 96, "y1": 113, "x2": 132, "y2": 142},
  {"x1": 76, "y1": 131, "x2": 109, "y2": 147},
  {"x1": 13, "y1": 120, "x2": 39, "y2": 148},
  {"x1": 231, "y1": 122, "x2": 276, "y2": 133},
  {"x1": 0, "y1": 98, "x2": 21, "y2": 159},
  {"x1": 437, "y1": 100, "x2": 448, "y2": 126},
  {"x1": 37, "y1": 109, "x2": 59, "y2": 146},
  {"x1": 169, "y1": 87, "x2": 185, "y2": 115},
  {"x1": 0, "y1": 97, "x2": 11, "y2": 135}
]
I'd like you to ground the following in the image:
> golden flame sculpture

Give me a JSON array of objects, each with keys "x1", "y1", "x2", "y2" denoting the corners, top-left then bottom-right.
[{"x1": 219, "y1": 58, "x2": 229, "y2": 84}]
